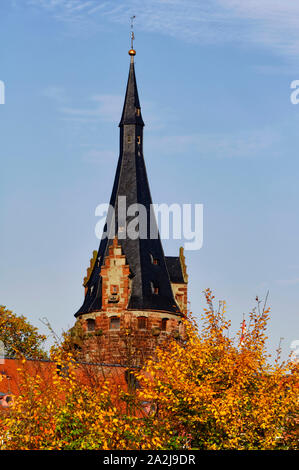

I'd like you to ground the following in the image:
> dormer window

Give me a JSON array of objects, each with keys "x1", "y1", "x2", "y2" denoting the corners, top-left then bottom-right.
[{"x1": 151, "y1": 281, "x2": 159, "y2": 295}]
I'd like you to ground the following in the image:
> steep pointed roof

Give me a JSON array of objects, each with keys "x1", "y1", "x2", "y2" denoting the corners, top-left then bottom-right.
[
  {"x1": 119, "y1": 60, "x2": 144, "y2": 127},
  {"x1": 75, "y1": 54, "x2": 180, "y2": 317}
]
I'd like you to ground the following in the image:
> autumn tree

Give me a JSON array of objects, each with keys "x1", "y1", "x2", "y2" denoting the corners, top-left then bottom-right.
[
  {"x1": 0, "y1": 306, "x2": 47, "y2": 359},
  {"x1": 137, "y1": 289, "x2": 299, "y2": 450},
  {"x1": 0, "y1": 291, "x2": 297, "y2": 450},
  {"x1": 0, "y1": 351, "x2": 181, "y2": 450}
]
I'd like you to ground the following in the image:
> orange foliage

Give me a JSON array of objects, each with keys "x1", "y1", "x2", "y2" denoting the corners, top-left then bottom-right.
[{"x1": 0, "y1": 290, "x2": 298, "y2": 450}]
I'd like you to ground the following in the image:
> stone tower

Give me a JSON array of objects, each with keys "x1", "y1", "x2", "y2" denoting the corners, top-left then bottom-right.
[{"x1": 74, "y1": 45, "x2": 188, "y2": 365}]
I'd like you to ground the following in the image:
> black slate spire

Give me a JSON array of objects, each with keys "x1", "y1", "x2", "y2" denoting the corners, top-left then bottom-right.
[
  {"x1": 119, "y1": 59, "x2": 144, "y2": 127},
  {"x1": 75, "y1": 50, "x2": 180, "y2": 317}
]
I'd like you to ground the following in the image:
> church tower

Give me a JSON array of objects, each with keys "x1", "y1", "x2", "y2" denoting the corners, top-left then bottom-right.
[{"x1": 74, "y1": 40, "x2": 188, "y2": 365}]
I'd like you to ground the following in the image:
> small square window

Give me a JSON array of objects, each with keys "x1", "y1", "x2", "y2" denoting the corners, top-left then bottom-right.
[
  {"x1": 87, "y1": 319, "x2": 96, "y2": 332},
  {"x1": 111, "y1": 285, "x2": 118, "y2": 294}
]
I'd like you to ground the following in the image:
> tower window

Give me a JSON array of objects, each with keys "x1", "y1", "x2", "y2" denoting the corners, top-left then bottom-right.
[
  {"x1": 151, "y1": 281, "x2": 159, "y2": 295},
  {"x1": 137, "y1": 316, "x2": 147, "y2": 330},
  {"x1": 111, "y1": 285, "x2": 118, "y2": 294},
  {"x1": 136, "y1": 108, "x2": 141, "y2": 116},
  {"x1": 150, "y1": 254, "x2": 159, "y2": 265},
  {"x1": 137, "y1": 136, "x2": 141, "y2": 145},
  {"x1": 161, "y1": 318, "x2": 168, "y2": 331},
  {"x1": 87, "y1": 318, "x2": 95, "y2": 332},
  {"x1": 127, "y1": 136, "x2": 132, "y2": 143},
  {"x1": 110, "y1": 316, "x2": 120, "y2": 330}
]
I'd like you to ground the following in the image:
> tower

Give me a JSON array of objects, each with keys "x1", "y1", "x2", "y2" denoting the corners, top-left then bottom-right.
[{"x1": 74, "y1": 40, "x2": 188, "y2": 365}]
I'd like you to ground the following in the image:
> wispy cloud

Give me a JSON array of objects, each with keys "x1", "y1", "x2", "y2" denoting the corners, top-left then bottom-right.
[
  {"x1": 18, "y1": 0, "x2": 299, "y2": 58},
  {"x1": 58, "y1": 93, "x2": 168, "y2": 129},
  {"x1": 146, "y1": 127, "x2": 280, "y2": 159},
  {"x1": 276, "y1": 278, "x2": 299, "y2": 286},
  {"x1": 42, "y1": 86, "x2": 67, "y2": 102},
  {"x1": 60, "y1": 94, "x2": 123, "y2": 123}
]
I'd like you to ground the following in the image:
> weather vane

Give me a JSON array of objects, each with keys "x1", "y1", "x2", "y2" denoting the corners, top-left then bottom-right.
[{"x1": 129, "y1": 15, "x2": 136, "y2": 59}]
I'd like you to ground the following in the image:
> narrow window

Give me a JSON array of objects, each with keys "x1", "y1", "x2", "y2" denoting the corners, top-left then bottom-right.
[
  {"x1": 111, "y1": 285, "x2": 118, "y2": 294},
  {"x1": 137, "y1": 316, "x2": 147, "y2": 330},
  {"x1": 136, "y1": 108, "x2": 141, "y2": 116},
  {"x1": 161, "y1": 318, "x2": 168, "y2": 331},
  {"x1": 87, "y1": 318, "x2": 95, "y2": 332},
  {"x1": 137, "y1": 135, "x2": 141, "y2": 145},
  {"x1": 127, "y1": 135, "x2": 132, "y2": 143},
  {"x1": 150, "y1": 254, "x2": 159, "y2": 265},
  {"x1": 110, "y1": 316, "x2": 120, "y2": 330},
  {"x1": 151, "y1": 281, "x2": 159, "y2": 295}
]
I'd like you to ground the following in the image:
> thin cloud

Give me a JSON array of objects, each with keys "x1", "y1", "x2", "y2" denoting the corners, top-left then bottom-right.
[
  {"x1": 18, "y1": 0, "x2": 299, "y2": 58},
  {"x1": 276, "y1": 278, "x2": 299, "y2": 286},
  {"x1": 59, "y1": 93, "x2": 167, "y2": 128},
  {"x1": 42, "y1": 86, "x2": 67, "y2": 102},
  {"x1": 146, "y1": 128, "x2": 280, "y2": 159},
  {"x1": 60, "y1": 94, "x2": 123, "y2": 123}
]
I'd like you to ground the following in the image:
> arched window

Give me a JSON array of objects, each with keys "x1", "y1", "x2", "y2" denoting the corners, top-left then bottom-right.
[
  {"x1": 161, "y1": 318, "x2": 168, "y2": 331},
  {"x1": 110, "y1": 316, "x2": 120, "y2": 330},
  {"x1": 87, "y1": 318, "x2": 95, "y2": 332},
  {"x1": 137, "y1": 316, "x2": 147, "y2": 330}
]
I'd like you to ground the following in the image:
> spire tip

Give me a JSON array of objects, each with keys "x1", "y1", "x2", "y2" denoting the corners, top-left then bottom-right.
[{"x1": 129, "y1": 15, "x2": 136, "y2": 60}]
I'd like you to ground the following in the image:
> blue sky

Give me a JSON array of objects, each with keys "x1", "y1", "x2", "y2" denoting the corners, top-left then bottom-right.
[{"x1": 1, "y1": 0, "x2": 299, "y2": 360}]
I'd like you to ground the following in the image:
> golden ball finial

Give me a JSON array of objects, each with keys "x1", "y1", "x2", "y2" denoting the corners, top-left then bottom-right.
[{"x1": 128, "y1": 49, "x2": 136, "y2": 56}]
